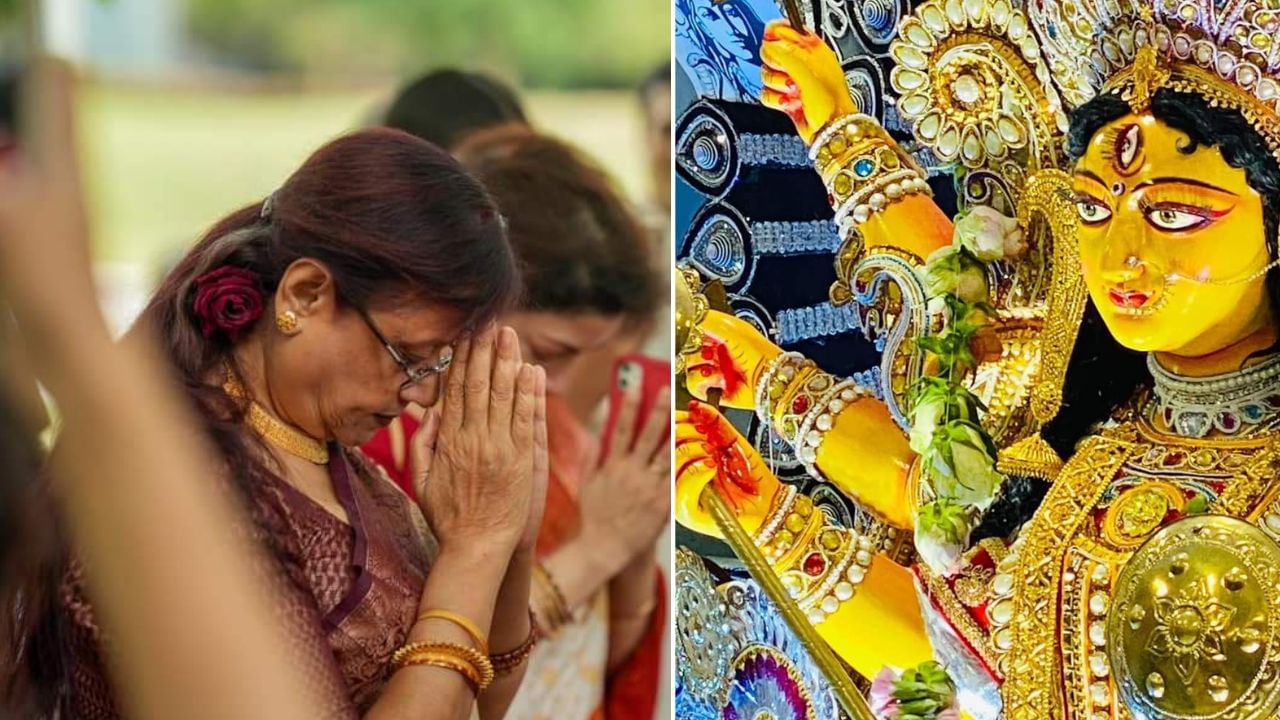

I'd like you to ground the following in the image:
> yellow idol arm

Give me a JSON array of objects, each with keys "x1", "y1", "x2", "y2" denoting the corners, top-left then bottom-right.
[
  {"x1": 678, "y1": 405, "x2": 932, "y2": 677},
  {"x1": 760, "y1": 21, "x2": 953, "y2": 265},
  {"x1": 758, "y1": 357, "x2": 917, "y2": 528},
  {"x1": 760, "y1": 490, "x2": 932, "y2": 677}
]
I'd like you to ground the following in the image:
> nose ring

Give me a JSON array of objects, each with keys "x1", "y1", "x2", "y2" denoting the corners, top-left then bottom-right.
[{"x1": 1124, "y1": 255, "x2": 1139, "y2": 269}]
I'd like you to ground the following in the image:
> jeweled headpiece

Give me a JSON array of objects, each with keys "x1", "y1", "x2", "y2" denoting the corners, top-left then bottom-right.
[
  {"x1": 878, "y1": 0, "x2": 1280, "y2": 440},
  {"x1": 1028, "y1": 0, "x2": 1280, "y2": 162}
]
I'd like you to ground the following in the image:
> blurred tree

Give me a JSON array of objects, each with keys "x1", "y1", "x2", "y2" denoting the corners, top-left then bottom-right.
[{"x1": 184, "y1": 0, "x2": 668, "y2": 88}]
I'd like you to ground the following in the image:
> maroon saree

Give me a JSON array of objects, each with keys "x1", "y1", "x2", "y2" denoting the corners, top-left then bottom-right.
[{"x1": 58, "y1": 448, "x2": 434, "y2": 718}]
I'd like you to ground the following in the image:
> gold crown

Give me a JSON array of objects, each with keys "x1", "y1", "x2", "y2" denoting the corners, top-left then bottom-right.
[{"x1": 1030, "y1": 0, "x2": 1280, "y2": 160}]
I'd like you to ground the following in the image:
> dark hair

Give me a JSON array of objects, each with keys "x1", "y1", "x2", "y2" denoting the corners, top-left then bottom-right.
[
  {"x1": 454, "y1": 124, "x2": 662, "y2": 320},
  {"x1": 6, "y1": 127, "x2": 519, "y2": 714},
  {"x1": 639, "y1": 62, "x2": 670, "y2": 105},
  {"x1": 383, "y1": 69, "x2": 526, "y2": 151},
  {"x1": 973, "y1": 88, "x2": 1280, "y2": 541}
]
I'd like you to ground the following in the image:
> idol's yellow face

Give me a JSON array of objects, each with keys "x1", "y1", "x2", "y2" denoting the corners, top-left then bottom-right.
[{"x1": 1073, "y1": 113, "x2": 1273, "y2": 355}]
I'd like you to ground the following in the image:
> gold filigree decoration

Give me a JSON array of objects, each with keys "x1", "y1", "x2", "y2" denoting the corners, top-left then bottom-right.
[
  {"x1": 675, "y1": 264, "x2": 709, "y2": 376},
  {"x1": 953, "y1": 563, "x2": 995, "y2": 608},
  {"x1": 1002, "y1": 433, "x2": 1133, "y2": 719},
  {"x1": 996, "y1": 432, "x2": 1064, "y2": 481},
  {"x1": 1100, "y1": 482, "x2": 1185, "y2": 548},
  {"x1": 1126, "y1": 43, "x2": 1171, "y2": 114},
  {"x1": 889, "y1": 0, "x2": 1068, "y2": 182},
  {"x1": 1017, "y1": 169, "x2": 1087, "y2": 426},
  {"x1": 916, "y1": 560, "x2": 1003, "y2": 674}
]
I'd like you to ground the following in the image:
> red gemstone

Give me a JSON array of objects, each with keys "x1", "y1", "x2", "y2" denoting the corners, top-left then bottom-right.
[
  {"x1": 792, "y1": 394, "x2": 811, "y2": 414},
  {"x1": 1162, "y1": 451, "x2": 1186, "y2": 467},
  {"x1": 803, "y1": 552, "x2": 827, "y2": 576}
]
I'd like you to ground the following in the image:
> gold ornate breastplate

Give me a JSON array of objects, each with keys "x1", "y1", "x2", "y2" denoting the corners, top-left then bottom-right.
[{"x1": 1000, "y1": 419, "x2": 1280, "y2": 720}]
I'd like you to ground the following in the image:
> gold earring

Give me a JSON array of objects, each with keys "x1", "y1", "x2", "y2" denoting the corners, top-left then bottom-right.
[{"x1": 276, "y1": 310, "x2": 299, "y2": 334}]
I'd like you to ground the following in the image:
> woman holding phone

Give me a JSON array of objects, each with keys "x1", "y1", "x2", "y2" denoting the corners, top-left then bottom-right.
[{"x1": 363, "y1": 125, "x2": 670, "y2": 720}]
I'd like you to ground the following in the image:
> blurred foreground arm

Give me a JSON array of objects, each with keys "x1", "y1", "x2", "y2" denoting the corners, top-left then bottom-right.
[{"x1": 0, "y1": 59, "x2": 339, "y2": 719}]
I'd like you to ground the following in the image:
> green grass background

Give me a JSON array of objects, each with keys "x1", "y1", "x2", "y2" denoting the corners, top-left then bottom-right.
[{"x1": 81, "y1": 82, "x2": 651, "y2": 270}]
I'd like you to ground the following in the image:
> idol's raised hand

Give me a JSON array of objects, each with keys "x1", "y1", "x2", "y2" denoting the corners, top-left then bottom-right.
[
  {"x1": 683, "y1": 309, "x2": 782, "y2": 409},
  {"x1": 674, "y1": 401, "x2": 781, "y2": 537},
  {"x1": 759, "y1": 20, "x2": 857, "y2": 144}
]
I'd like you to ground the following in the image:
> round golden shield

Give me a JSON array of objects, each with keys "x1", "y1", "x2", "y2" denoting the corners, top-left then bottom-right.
[{"x1": 1107, "y1": 515, "x2": 1280, "y2": 720}]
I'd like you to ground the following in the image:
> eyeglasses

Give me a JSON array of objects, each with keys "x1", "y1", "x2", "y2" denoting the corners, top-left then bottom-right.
[{"x1": 352, "y1": 306, "x2": 453, "y2": 389}]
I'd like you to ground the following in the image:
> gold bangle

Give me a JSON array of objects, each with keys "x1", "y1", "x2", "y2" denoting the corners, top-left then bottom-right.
[
  {"x1": 393, "y1": 641, "x2": 495, "y2": 690},
  {"x1": 398, "y1": 650, "x2": 482, "y2": 693},
  {"x1": 416, "y1": 609, "x2": 489, "y2": 655},
  {"x1": 490, "y1": 611, "x2": 539, "y2": 676},
  {"x1": 531, "y1": 563, "x2": 572, "y2": 636}
]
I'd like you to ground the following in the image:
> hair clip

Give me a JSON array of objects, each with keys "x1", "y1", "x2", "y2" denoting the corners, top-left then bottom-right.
[{"x1": 260, "y1": 191, "x2": 277, "y2": 220}]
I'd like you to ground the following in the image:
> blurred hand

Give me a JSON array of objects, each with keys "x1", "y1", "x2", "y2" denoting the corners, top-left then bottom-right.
[
  {"x1": 759, "y1": 20, "x2": 857, "y2": 145},
  {"x1": 0, "y1": 59, "x2": 98, "y2": 338},
  {"x1": 579, "y1": 383, "x2": 672, "y2": 563},
  {"x1": 413, "y1": 325, "x2": 546, "y2": 557},
  {"x1": 683, "y1": 309, "x2": 781, "y2": 410}
]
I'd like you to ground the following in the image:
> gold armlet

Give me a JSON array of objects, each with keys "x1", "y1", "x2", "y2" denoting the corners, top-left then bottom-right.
[
  {"x1": 392, "y1": 641, "x2": 495, "y2": 691},
  {"x1": 809, "y1": 114, "x2": 932, "y2": 227},
  {"x1": 755, "y1": 487, "x2": 877, "y2": 625},
  {"x1": 489, "y1": 611, "x2": 539, "y2": 676},
  {"x1": 792, "y1": 376, "x2": 874, "y2": 478},
  {"x1": 754, "y1": 351, "x2": 817, "y2": 443},
  {"x1": 995, "y1": 434, "x2": 1063, "y2": 482}
]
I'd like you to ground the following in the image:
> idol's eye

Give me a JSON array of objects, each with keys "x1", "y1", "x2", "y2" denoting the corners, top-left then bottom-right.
[
  {"x1": 1075, "y1": 199, "x2": 1112, "y2": 225},
  {"x1": 1144, "y1": 206, "x2": 1210, "y2": 232}
]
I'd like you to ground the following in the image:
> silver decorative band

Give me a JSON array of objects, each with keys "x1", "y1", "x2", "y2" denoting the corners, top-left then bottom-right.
[
  {"x1": 777, "y1": 301, "x2": 862, "y2": 345},
  {"x1": 739, "y1": 133, "x2": 810, "y2": 168},
  {"x1": 1148, "y1": 353, "x2": 1280, "y2": 438},
  {"x1": 751, "y1": 220, "x2": 842, "y2": 256}
]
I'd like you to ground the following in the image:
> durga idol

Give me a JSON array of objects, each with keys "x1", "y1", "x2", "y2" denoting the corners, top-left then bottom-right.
[{"x1": 674, "y1": 1, "x2": 1280, "y2": 718}]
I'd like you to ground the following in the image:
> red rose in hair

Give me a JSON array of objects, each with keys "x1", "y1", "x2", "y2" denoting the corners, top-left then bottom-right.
[{"x1": 191, "y1": 266, "x2": 264, "y2": 342}]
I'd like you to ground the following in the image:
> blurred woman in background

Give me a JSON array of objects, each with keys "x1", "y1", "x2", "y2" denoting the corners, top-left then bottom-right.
[
  {"x1": 364, "y1": 125, "x2": 669, "y2": 720},
  {"x1": 381, "y1": 69, "x2": 527, "y2": 151}
]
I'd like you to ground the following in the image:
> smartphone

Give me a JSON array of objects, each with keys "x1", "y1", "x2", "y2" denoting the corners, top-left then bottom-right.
[{"x1": 599, "y1": 354, "x2": 671, "y2": 462}]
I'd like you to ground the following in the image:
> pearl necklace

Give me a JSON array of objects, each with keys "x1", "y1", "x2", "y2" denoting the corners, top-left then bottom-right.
[
  {"x1": 222, "y1": 365, "x2": 330, "y2": 465},
  {"x1": 1147, "y1": 353, "x2": 1280, "y2": 438}
]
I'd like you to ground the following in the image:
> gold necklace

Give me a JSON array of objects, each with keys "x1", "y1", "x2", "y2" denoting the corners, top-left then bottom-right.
[{"x1": 222, "y1": 364, "x2": 330, "y2": 465}]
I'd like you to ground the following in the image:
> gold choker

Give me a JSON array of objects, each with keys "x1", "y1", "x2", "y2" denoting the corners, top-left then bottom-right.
[{"x1": 222, "y1": 365, "x2": 330, "y2": 465}]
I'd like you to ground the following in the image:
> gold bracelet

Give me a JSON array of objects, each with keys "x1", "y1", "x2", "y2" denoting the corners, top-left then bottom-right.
[
  {"x1": 416, "y1": 609, "x2": 489, "y2": 655},
  {"x1": 490, "y1": 611, "x2": 539, "y2": 676},
  {"x1": 393, "y1": 641, "x2": 495, "y2": 690},
  {"x1": 531, "y1": 563, "x2": 572, "y2": 637},
  {"x1": 398, "y1": 649, "x2": 482, "y2": 693}
]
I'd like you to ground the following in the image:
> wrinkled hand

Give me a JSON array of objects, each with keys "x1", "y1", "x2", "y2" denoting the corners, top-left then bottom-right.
[
  {"x1": 674, "y1": 401, "x2": 777, "y2": 536},
  {"x1": 760, "y1": 20, "x2": 857, "y2": 145},
  {"x1": 683, "y1": 309, "x2": 781, "y2": 410},
  {"x1": 413, "y1": 325, "x2": 546, "y2": 556},
  {"x1": 579, "y1": 383, "x2": 672, "y2": 563}
]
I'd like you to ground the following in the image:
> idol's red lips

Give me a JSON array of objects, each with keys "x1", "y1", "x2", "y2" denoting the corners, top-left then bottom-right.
[{"x1": 1108, "y1": 288, "x2": 1150, "y2": 308}]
